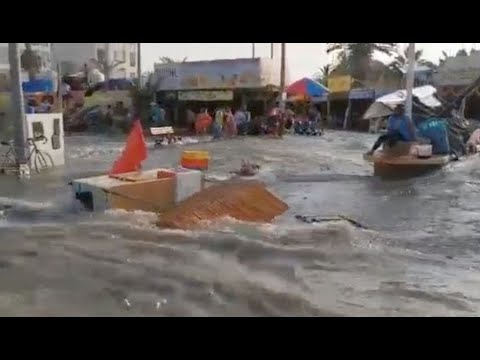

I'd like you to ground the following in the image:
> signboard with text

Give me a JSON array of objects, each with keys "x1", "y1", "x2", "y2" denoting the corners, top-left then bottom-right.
[
  {"x1": 154, "y1": 59, "x2": 266, "y2": 91},
  {"x1": 328, "y1": 75, "x2": 352, "y2": 93},
  {"x1": 178, "y1": 90, "x2": 234, "y2": 101}
]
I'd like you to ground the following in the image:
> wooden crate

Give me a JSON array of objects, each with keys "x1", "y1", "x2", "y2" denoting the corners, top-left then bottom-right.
[{"x1": 157, "y1": 180, "x2": 288, "y2": 230}]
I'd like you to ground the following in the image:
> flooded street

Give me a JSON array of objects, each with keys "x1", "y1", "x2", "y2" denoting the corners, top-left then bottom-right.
[{"x1": 1, "y1": 131, "x2": 480, "y2": 316}]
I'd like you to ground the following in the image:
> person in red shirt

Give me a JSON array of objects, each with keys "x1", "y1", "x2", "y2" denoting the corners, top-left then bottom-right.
[{"x1": 195, "y1": 108, "x2": 212, "y2": 136}]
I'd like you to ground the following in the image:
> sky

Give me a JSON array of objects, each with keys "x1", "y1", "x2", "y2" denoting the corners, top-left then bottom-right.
[{"x1": 141, "y1": 43, "x2": 477, "y2": 80}]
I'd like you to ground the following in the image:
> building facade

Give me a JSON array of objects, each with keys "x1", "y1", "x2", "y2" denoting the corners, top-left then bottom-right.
[
  {"x1": 52, "y1": 43, "x2": 139, "y2": 79},
  {"x1": 0, "y1": 43, "x2": 53, "y2": 77}
]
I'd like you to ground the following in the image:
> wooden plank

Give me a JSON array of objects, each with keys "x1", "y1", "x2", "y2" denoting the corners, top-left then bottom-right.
[
  {"x1": 109, "y1": 177, "x2": 176, "y2": 213},
  {"x1": 157, "y1": 180, "x2": 288, "y2": 230}
]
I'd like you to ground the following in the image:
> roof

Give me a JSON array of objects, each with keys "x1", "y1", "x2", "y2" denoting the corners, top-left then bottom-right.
[
  {"x1": 399, "y1": 64, "x2": 433, "y2": 74},
  {"x1": 363, "y1": 85, "x2": 441, "y2": 119}
]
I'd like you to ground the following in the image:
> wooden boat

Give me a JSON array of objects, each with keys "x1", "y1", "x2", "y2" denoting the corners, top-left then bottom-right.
[{"x1": 363, "y1": 142, "x2": 450, "y2": 179}]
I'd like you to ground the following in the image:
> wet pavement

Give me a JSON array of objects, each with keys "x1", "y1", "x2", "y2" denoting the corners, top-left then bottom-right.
[{"x1": 1, "y1": 131, "x2": 480, "y2": 316}]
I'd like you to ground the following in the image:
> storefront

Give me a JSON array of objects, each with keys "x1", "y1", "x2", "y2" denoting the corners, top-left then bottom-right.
[{"x1": 151, "y1": 58, "x2": 288, "y2": 126}]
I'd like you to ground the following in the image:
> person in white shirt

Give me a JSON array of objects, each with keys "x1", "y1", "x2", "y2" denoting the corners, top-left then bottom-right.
[{"x1": 61, "y1": 81, "x2": 71, "y2": 109}]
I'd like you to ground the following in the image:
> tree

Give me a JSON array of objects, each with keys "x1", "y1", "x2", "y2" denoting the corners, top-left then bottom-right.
[
  {"x1": 326, "y1": 43, "x2": 397, "y2": 81},
  {"x1": 389, "y1": 45, "x2": 429, "y2": 75},
  {"x1": 314, "y1": 64, "x2": 331, "y2": 85},
  {"x1": 456, "y1": 49, "x2": 468, "y2": 57},
  {"x1": 89, "y1": 44, "x2": 126, "y2": 81},
  {"x1": 20, "y1": 43, "x2": 42, "y2": 81},
  {"x1": 439, "y1": 51, "x2": 449, "y2": 67},
  {"x1": 159, "y1": 56, "x2": 188, "y2": 64}
]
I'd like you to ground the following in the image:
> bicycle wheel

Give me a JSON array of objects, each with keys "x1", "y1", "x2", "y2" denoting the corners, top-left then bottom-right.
[
  {"x1": 34, "y1": 151, "x2": 54, "y2": 173},
  {"x1": 1, "y1": 148, "x2": 17, "y2": 170}
]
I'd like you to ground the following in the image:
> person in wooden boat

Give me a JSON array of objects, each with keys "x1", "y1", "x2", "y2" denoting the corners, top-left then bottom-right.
[
  {"x1": 365, "y1": 104, "x2": 416, "y2": 156},
  {"x1": 466, "y1": 128, "x2": 480, "y2": 155}
]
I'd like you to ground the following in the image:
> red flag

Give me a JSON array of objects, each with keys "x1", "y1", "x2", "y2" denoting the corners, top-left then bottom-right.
[{"x1": 110, "y1": 120, "x2": 148, "y2": 176}]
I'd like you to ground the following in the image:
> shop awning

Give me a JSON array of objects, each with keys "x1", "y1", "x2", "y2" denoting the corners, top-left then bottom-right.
[{"x1": 287, "y1": 78, "x2": 329, "y2": 98}]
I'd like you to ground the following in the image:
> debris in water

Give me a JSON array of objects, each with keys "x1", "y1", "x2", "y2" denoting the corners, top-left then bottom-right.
[
  {"x1": 156, "y1": 299, "x2": 168, "y2": 310},
  {"x1": 158, "y1": 180, "x2": 288, "y2": 230},
  {"x1": 124, "y1": 298, "x2": 131, "y2": 308},
  {"x1": 295, "y1": 214, "x2": 369, "y2": 230}
]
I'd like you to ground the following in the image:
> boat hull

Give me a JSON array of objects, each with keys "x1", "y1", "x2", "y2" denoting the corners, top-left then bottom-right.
[
  {"x1": 373, "y1": 159, "x2": 447, "y2": 179},
  {"x1": 364, "y1": 141, "x2": 450, "y2": 179}
]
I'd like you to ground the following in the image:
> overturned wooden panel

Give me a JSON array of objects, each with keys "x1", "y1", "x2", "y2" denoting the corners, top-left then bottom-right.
[
  {"x1": 109, "y1": 177, "x2": 176, "y2": 213},
  {"x1": 157, "y1": 181, "x2": 289, "y2": 229}
]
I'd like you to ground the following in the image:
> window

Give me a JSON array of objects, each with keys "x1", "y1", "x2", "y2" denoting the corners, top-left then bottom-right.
[
  {"x1": 32, "y1": 122, "x2": 44, "y2": 139},
  {"x1": 114, "y1": 50, "x2": 126, "y2": 62},
  {"x1": 97, "y1": 48, "x2": 106, "y2": 62},
  {"x1": 52, "y1": 118, "x2": 61, "y2": 150},
  {"x1": 130, "y1": 52, "x2": 136, "y2": 67}
]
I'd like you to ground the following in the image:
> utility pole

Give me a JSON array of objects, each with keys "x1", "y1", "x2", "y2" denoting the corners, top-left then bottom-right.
[
  {"x1": 8, "y1": 43, "x2": 28, "y2": 176},
  {"x1": 105, "y1": 43, "x2": 111, "y2": 81},
  {"x1": 137, "y1": 43, "x2": 142, "y2": 87},
  {"x1": 405, "y1": 43, "x2": 416, "y2": 122},
  {"x1": 270, "y1": 43, "x2": 274, "y2": 59},
  {"x1": 279, "y1": 43, "x2": 286, "y2": 110},
  {"x1": 252, "y1": 43, "x2": 256, "y2": 59}
]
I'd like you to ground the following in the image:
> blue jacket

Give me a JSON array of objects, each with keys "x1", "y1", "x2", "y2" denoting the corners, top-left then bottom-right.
[{"x1": 387, "y1": 115, "x2": 415, "y2": 141}]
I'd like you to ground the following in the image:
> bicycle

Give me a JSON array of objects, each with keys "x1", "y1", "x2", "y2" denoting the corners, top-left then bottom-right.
[{"x1": 1, "y1": 136, "x2": 55, "y2": 174}]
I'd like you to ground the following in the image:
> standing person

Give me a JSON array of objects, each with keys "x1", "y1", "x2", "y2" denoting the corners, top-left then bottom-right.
[
  {"x1": 365, "y1": 104, "x2": 416, "y2": 156},
  {"x1": 224, "y1": 108, "x2": 237, "y2": 138},
  {"x1": 61, "y1": 80, "x2": 71, "y2": 110},
  {"x1": 307, "y1": 105, "x2": 320, "y2": 135},
  {"x1": 186, "y1": 108, "x2": 196, "y2": 134},
  {"x1": 195, "y1": 108, "x2": 212, "y2": 136},
  {"x1": 105, "y1": 105, "x2": 114, "y2": 128},
  {"x1": 151, "y1": 102, "x2": 167, "y2": 127},
  {"x1": 234, "y1": 106, "x2": 248, "y2": 135},
  {"x1": 284, "y1": 106, "x2": 295, "y2": 132},
  {"x1": 213, "y1": 107, "x2": 224, "y2": 140},
  {"x1": 268, "y1": 102, "x2": 283, "y2": 137}
]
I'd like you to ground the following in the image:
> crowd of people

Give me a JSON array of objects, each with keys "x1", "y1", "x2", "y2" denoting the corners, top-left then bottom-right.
[{"x1": 150, "y1": 102, "x2": 324, "y2": 140}]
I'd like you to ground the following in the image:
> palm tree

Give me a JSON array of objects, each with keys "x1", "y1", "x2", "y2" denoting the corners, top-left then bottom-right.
[
  {"x1": 20, "y1": 43, "x2": 42, "y2": 81},
  {"x1": 389, "y1": 45, "x2": 428, "y2": 75},
  {"x1": 439, "y1": 51, "x2": 449, "y2": 67},
  {"x1": 331, "y1": 52, "x2": 350, "y2": 75},
  {"x1": 159, "y1": 56, "x2": 188, "y2": 64},
  {"x1": 326, "y1": 43, "x2": 397, "y2": 81},
  {"x1": 314, "y1": 64, "x2": 331, "y2": 85}
]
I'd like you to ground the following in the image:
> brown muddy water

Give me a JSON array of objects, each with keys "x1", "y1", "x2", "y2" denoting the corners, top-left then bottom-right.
[{"x1": 1, "y1": 131, "x2": 480, "y2": 316}]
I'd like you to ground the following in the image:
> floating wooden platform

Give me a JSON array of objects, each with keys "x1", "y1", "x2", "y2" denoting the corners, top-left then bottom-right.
[{"x1": 157, "y1": 180, "x2": 289, "y2": 230}]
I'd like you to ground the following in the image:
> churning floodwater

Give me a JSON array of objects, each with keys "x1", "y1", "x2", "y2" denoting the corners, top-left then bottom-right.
[{"x1": 1, "y1": 131, "x2": 480, "y2": 316}]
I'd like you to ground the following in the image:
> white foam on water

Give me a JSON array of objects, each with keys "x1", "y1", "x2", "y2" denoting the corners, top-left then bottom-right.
[{"x1": 0, "y1": 197, "x2": 54, "y2": 211}]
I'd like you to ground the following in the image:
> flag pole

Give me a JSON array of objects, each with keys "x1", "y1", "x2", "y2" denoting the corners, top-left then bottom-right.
[
  {"x1": 280, "y1": 43, "x2": 286, "y2": 110},
  {"x1": 405, "y1": 43, "x2": 415, "y2": 123}
]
